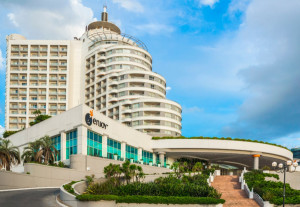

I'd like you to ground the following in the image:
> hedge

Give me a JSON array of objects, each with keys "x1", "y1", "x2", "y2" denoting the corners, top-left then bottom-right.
[
  {"x1": 76, "y1": 195, "x2": 225, "y2": 204},
  {"x1": 152, "y1": 136, "x2": 289, "y2": 150}
]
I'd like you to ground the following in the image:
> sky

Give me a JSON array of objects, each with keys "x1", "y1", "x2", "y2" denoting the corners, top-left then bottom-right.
[{"x1": 0, "y1": 0, "x2": 300, "y2": 148}]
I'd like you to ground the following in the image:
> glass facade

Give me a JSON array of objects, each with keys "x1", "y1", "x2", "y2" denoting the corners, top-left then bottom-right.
[
  {"x1": 126, "y1": 145, "x2": 138, "y2": 161},
  {"x1": 107, "y1": 138, "x2": 121, "y2": 160},
  {"x1": 51, "y1": 135, "x2": 61, "y2": 161},
  {"x1": 66, "y1": 130, "x2": 77, "y2": 159},
  {"x1": 142, "y1": 150, "x2": 153, "y2": 164},
  {"x1": 87, "y1": 130, "x2": 102, "y2": 157}
]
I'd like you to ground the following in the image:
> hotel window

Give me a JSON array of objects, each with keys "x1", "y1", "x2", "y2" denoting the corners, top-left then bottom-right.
[
  {"x1": 51, "y1": 135, "x2": 61, "y2": 161},
  {"x1": 132, "y1": 103, "x2": 139, "y2": 109},
  {"x1": 107, "y1": 138, "x2": 121, "y2": 160},
  {"x1": 87, "y1": 130, "x2": 102, "y2": 157},
  {"x1": 132, "y1": 121, "x2": 139, "y2": 126},
  {"x1": 126, "y1": 145, "x2": 138, "y2": 162},
  {"x1": 66, "y1": 130, "x2": 77, "y2": 159},
  {"x1": 142, "y1": 150, "x2": 153, "y2": 164},
  {"x1": 132, "y1": 112, "x2": 139, "y2": 118},
  {"x1": 149, "y1": 76, "x2": 154, "y2": 81},
  {"x1": 119, "y1": 91, "x2": 125, "y2": 97}
]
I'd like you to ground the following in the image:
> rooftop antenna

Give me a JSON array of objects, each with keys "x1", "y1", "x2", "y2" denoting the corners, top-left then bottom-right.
[{"x1": 101, "y1": 1, "x2": 108, "y2": 21}]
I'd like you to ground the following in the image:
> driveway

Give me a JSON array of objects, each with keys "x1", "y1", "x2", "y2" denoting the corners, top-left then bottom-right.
[{"x1": 0, "y1": 188, "x2": 60, "y2": 207}]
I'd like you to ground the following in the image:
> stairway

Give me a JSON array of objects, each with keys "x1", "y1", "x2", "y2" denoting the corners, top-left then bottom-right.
[{"x1": 211, "y1": 175, "x2": 259, "y2": 207}]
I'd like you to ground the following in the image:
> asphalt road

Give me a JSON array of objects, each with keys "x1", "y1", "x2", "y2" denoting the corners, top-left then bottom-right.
[{"x1": 0, "y1": 188, "x2": 60, "y2": 207}]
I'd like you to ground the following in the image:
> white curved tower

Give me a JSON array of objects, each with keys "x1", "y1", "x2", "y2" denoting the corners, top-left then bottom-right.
[{"x1": 80, "y1": 7, "x2": 182, "y2": 137}]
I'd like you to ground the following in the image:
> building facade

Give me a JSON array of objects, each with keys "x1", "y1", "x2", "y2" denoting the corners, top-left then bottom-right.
[
  {"x1": 7, "y1": 104, "x2": 293, "y2": 173},
  {"x1": 5, "y1": 7, "x2": 182, "y2": 137}
]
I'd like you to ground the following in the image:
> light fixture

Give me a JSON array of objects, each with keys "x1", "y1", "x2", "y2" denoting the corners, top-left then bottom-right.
[
  {"x1": 293, "y1": 162, "x2": 298, "y2": 167},
  {"x1": 286, "y1": 160, "x2": 292, "y2": 166},
  {"x1": 278, "y1": 163, "x2": 283, "y2": 168},
  {"x1": 272, "y1": 162, "x2": 277, "y2": 167}
]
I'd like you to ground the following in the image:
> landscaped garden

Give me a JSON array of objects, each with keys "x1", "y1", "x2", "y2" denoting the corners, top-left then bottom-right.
[
  {"x1": 71, "y1": 160, "x2": 225, "y2": 205},
  {"x1": 244, "y1": 170, "x2": 300, "y2": 205}
]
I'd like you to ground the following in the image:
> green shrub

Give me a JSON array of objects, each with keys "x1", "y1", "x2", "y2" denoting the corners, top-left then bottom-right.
[
  {"x1": 152, "y1": 136, "x2": 289, "y2": 150},
  {"x1": 86, "y1": 174, "x2": 221, "y2": 199},
  {"x1": 244, "y1": 171, "x2": 300, "y2": 204},
  {"x1": 63, "y1": 181, "x2": 80, "y2": 195},
  {"x1": 76, "y1": 195, "x2": 225, "y2": 204}
]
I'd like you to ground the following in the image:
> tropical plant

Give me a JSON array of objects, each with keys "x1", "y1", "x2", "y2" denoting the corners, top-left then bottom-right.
[
  {"x1": 29, "y1": 110, "x2": 51, "y2": 126},
  {"x1": 171, "y1": 161, "x2": 188, "y2": 178},
  {"x1": 85, "y1": 174, "x2": 95, "y2": 186},
  {"x1": 192, "y1": 162, "x2": 203, "y2": 174},
  {"x1": 0, "y1": 139, "x2": 21, "y2": 171},
  {"x1": 35, "y1": 136, "x2": 58, "y2": 164},
  {"x1": 21, "y1": 140, "x2": 41, "y2": 163}
]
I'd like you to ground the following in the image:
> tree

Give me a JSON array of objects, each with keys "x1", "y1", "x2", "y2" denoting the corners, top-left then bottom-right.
[
  {"x1": 121, "y1": 160, "x2": 131, "y2": 184},
  {"x1": 35, "y1": 136, "x2": 58, "y2": 164},
  {"x1": 21, "y1": 140, "x2": 41, "y2": 163},
  {"x1": 192, "y1": 162, "x2": 203, "y2": 174},
  {"x1": 171, "y1": 161, "x2": 188, "y2": 179},
  {"x1": 129, "y1": 164, "x2": 137, "y2": 182},
  {"x1": 0, "y1": 139, "x2": 20, "y2": 171},
  {"x1": 29, "y1": 110, "x2": 51, "y2": 126},
  {"x1": 136, "y1": 166, "x2": 145, "y2": 182}
]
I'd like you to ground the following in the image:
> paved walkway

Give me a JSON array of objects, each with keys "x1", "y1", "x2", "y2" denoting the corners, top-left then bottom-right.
[{"x1": 212, "y1": 175, "x2": 259, "y2": 207}]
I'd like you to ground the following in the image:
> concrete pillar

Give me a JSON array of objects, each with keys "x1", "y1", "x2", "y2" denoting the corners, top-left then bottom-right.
[
  {"x1": 102, "y1": 134, "x2": 108, "y2": 158},
  {"x1": 138, "y1": 147, "x2": 143, "y2": 162},
  {"x1": 159, "y1": 152, "x2": 165, "y2": 166},
  {"x1": 121, "y1": 141, "x2": 126, "y2": 160},
  {"x1": 152, "y1": 153, "x2": 156, "y2": 164},
  {"x1": 253, "y1": 154, "x2": 260, "y2": 170},
  {"x1": 77, "y1": 126, "x2": 87, "y2": 155},
  {"x1": 60, "y1": 131, "x2": 66, "y2": 161}
]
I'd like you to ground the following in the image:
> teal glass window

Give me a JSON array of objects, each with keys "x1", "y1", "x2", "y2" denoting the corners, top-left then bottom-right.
[
  {"x1": 126, "y1": 145, "x2": 138, "y2": 161},
  {"x1": 87, "y1": 130, "x2": 102, "y2": 157},
  {"x1": 66, "y1": 130, "x2": 77, "y2": 159},
  {"x1": 51, "y1": 135, "x2": 61, "y2": 161},
  {"x1": 107, "y1": 138, "x2": 121, "y2": 160},
  {"x1": 142, "y1": 150, "x2": 153, "y2": 164}
]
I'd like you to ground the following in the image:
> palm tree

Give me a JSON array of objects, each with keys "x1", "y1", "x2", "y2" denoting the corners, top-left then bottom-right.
[
  {"x1": 0, "y1": 139, "x2": 21, "y2": 171},
  {"x1": 121, "y1": 160, "x2": 131, "y2": 184},
  {"x1": 136, "y1": 166, "x2": 145, "y2": 182},
  {"x1": 129, "y1": 164, "x2": 137, "y2": 182},
  {"x1": 192, "y1": 162, "x2": 203, "y2": 174},
  {"x1": 21, "y1": 140, "x2": 41, "y2": 163},
  {"x1": 35, "y1": 136, "x2": 58, "y2": 164}
]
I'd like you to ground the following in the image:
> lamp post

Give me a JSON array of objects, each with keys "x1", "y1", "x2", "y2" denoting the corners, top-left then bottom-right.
[{"x1": 272, "y1": 160, "x2": 298, "y2": 207}]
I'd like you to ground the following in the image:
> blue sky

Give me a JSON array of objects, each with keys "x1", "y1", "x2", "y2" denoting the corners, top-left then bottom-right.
[{"x1": 0, "y1": 0, "x2": 300, "y2": 148}]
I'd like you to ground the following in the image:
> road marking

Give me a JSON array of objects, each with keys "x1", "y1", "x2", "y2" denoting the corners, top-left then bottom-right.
[{"x1": 0, "y1": 187, "x2": 59, "y2": 192}]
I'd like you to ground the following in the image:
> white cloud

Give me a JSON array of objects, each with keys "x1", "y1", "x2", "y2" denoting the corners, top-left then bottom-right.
[
  {"x1": 220, "y1": 0, "x2": 300, "y2": 140},
  {"x1": 2, "y1": 0, "x2": 94, "y2": 40},
  {"x1": 7, "y1": 13, "x2": 18, "y2": 27},
  {"x1": 183, "y1": 106, "x2": 204, "y2": 114},
  {"x1": 0, "y1": 125, "x2": 4, "y2": 138},
  {"x1": 166, "y1": 86, "x2": 171, "y2": 92},
  {"x1": 112, "y1": 0, "x2": 144, "y2": 13},
  {"x1": 135, "y1": 23, "x2": 174, "y2": 35},
  {"x1": 0, "y1": 50, "x2": 4, "y2": 71},
  {"x1": 198, "y1": 0, "x2": 219, "y2": 8}
]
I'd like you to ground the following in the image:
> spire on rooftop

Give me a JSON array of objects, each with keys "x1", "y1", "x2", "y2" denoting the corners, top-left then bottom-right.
[{"x1": 101, "y1": 5, "x2": 108, "y2": 22}]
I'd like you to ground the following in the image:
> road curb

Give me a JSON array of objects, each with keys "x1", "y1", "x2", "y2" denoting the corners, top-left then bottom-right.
[{"x1": 56, "y1": 194, "x2": 70, "y2": 207}]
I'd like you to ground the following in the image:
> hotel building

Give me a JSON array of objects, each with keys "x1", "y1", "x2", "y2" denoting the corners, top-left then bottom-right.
[{"x1": 5, "y1": 7, "x2": 182, "y2": 137}]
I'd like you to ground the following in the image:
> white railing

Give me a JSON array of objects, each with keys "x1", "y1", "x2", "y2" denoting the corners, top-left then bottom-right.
[{"x1": 239, "y1": 170, "x2": 273, "y2": 207}]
